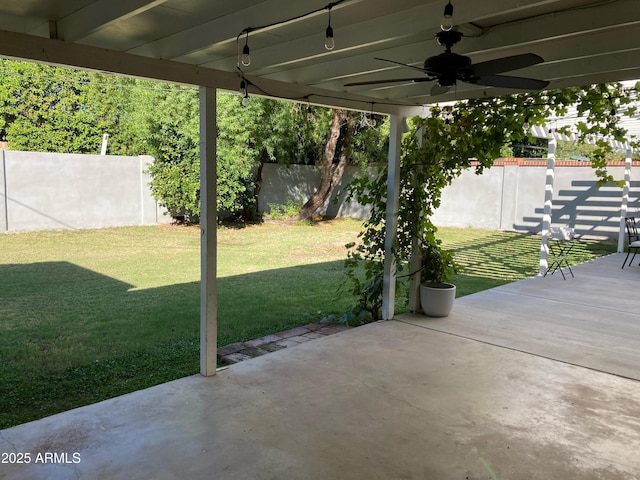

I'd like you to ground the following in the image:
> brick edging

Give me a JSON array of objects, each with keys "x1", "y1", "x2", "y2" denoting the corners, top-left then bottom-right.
[{"x1": 217, "y1": 321, "x2": 351, "y2": 365}]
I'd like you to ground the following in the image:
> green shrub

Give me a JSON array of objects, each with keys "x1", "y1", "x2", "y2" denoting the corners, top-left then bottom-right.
[{"x1": 266, "y1": 198, "x2": 303, "y2": 220}]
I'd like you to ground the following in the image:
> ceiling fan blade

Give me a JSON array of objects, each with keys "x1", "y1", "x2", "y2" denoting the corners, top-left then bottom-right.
[
  {"x1": 470, "y1": 74, "x2": 549, "y2": 90},
  {"x1": 344, "y1": 77, "x2": 433, "y2": 87},
  {"x1": 469, "y1": 53, "x2": 544, "y2": 77},
  {"x1": 430, "y1": 84, "x2": 452, "y2": 95},
  {"x1": 374, "y1": 57, "x2": 426, "y2": 73}
]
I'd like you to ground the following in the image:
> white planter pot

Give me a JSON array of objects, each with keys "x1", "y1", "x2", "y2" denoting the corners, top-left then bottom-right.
[{"x1": 420, "y1": 282, "x2": 456, "y2": 317}]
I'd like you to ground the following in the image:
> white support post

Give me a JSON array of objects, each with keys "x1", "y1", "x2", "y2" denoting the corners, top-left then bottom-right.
[
  {"x1": 382, "y1": 115, "x2": 404, "y2": 320},
  {"x1": 199, "y1": 86, "x2": 218, "y2": 376},
  {"x1": 539, "y1": 138, "x2": 556, "y2": 275},
  {"x1": 618, "y1": 148, "x2": 633, "y2": 253}
]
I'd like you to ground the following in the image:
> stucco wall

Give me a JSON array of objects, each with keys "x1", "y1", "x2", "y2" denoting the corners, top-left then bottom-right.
[
  {"x1": 0, "y1": 150, "x2": 169, "y2": 232},
  {"x1": 432, "y1": 160, "x2": 639, "y2": 240},
  {"x1": 259, "y1": 159, "x2": 640, "y2": 240},
  {"x1": 258, "y1": 163, "x2": 375, "y2": 218},
  {"x1": 8, "y1": 153, "x2": 635, "y2": 239}
]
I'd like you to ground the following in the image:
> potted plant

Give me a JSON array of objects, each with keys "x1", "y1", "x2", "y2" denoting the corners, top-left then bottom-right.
[{"x1": 418, "y1": 238, "x2": 458, "y2": 317}]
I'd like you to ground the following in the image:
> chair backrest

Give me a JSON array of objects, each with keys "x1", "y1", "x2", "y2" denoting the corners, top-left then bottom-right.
[{"x1": 625, "y1": 217, "x2": 639, "y2": 241}]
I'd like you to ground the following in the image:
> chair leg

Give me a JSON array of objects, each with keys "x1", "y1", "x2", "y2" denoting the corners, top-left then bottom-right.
[
  {"x1": 624, "y1": 248, "x2": 639, "y2": 268},
  {"x1": 622, "y1": 250, "x2": 631, "y2": 268}
]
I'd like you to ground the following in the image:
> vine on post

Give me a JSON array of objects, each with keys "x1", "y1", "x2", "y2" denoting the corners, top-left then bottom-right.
[{"x1": 341, "y1": 83, "x2": 639, "y2": 322}]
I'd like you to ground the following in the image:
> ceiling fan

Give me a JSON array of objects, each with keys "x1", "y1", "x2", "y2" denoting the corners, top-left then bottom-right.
[{"x1": 345, "y1": 1, "x2": 549, "y2": 95}]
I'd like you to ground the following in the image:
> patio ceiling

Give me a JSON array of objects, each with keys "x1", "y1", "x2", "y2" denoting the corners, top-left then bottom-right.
[{"x1": 0, "y1": 0, "x2": 638, "y2": 115}]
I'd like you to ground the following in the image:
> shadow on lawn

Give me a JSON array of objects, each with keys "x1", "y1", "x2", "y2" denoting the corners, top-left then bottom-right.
[
  {"x1": 445, "y1": 231, "x2": 616, "y2": 283},
  {"x1": 0, "y1": 261, "x2": 201, "y2": 428},
  {"x1": 0, "y1": 259, "x2": 349, "y2": 428}
]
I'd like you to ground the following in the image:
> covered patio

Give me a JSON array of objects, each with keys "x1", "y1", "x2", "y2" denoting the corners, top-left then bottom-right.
[
  {"x1": 1, "y1": 1, "x2": 640, "y2": 478},
  {"x1": 0, "y1": 0, "x2": 639, "y2": 374},
  {"x1": 2, "y1": 253, "x2": 640, "y2": 479}
]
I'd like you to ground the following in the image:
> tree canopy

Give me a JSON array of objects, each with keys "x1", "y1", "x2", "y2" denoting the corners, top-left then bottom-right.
[{"x1": 0, "y1": 60, "x2": 135, "y2": 154}]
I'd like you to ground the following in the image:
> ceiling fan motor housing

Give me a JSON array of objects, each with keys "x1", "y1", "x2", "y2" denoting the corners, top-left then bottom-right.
[{"x1": 425, "y1": 52, "x2": 471, "y2": 86}]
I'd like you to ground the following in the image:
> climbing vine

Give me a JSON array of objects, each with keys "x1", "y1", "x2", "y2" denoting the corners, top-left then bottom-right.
[{"x1": 342, "y1": 82, "x2": 639, "y2": 321}]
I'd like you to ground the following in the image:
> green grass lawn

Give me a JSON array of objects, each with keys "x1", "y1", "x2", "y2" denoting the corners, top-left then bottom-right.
[
  {"x1": 0, "y1": 220, "x2": 616, "y2": 428},
  {"x1": 442, "y1": 227, "x2": 616, "y2": 296}
]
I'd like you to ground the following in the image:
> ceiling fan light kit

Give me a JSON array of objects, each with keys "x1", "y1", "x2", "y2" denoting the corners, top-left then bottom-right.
[{"x1": 345, "y1": 1, "x2": 549, "y2": 95}]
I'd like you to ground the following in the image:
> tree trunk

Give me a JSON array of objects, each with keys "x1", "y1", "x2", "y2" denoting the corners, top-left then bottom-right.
[
  {"x1": 243, "y1": 148, "x2": 266, "y2": 221},
  {"x1": 296, "y1": 109, "x2": 355, "y2": 220}
]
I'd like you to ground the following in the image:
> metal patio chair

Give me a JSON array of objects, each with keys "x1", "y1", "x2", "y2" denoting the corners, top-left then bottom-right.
[
  {"x1": 545, "y1": 225, "x2": 576, "y2": 279},
  {"x1": 621, "y1": 217, "x2": 640, "y2": 269}
]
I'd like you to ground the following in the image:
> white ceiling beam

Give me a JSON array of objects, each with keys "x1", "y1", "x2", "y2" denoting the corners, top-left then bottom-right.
[
  {"x1": 56, "y1": 0, "x2": 169, "y2": 42},
  {"x1": 460, "y1": 0, "x2": 640, "y2": 55},
  {"x1": 1, "y1": 12, "x2": 54, "y2": 39},
  {"x1": 131, "y1": 0, "x2": 575, "y2": 65},
  {"x1": 544, "y1": 50, "x2": 640, "y2": 79},
  {"x1": 127, "y1": 0, "x2": 363, "y2": 60},
  {"x1": 472, "y1": 25, "x2": 640, "y2": 66},
  {"x1": 0, "y1": 11, "x2": 46, "y2": 37},
  {"x1": 209, "y1": 0, "x2": 639, "y2": 84},
  {"x1": 0, "y1": 29, "x2": 420, "y2": 116}
]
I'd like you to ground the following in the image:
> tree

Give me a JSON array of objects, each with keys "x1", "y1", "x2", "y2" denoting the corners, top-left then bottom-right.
[
  {"x1": 296, "y1": 109, "x2": 353, "y2": 220},
  {"x1": 144, "y1": 90, "x2": 339, "y2": 222},
  {"x1": 215, "y1": 97, "x2": 388, "y2": 222},
  {"x1": 295, "y1": 108, "x2": 388, "y2": 220},
  {"x1": 216, "y1": 94, "x2": 320, "y2": 219},
  {"x1": 142, "y1": 85, "x2": 201, "y2": 222}
]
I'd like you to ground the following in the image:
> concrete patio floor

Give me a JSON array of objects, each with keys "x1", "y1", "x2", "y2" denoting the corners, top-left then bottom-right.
[{"x1": 1, "y1": 254, "x2": 640, "y2": 480}]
